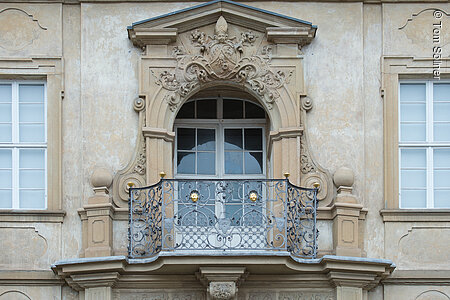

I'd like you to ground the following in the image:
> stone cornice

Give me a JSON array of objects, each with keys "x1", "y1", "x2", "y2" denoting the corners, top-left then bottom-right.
[
  {"x1": 6, "y1": 0, "x2": 450, "y2": 3},
  {"x1": 380, "y1": 209, "x2": 450, "y2": 222},
  {"x1": 0, "y1": 210, "x2": 66, "y2": 223},
  {"x1": 52, "y1": 254, "x2": 394, "y2": 291}
]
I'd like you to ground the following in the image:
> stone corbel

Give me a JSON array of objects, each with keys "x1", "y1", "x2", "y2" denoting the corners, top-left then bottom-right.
[
  {"x1": 267, "y1": 27, "x2": 316, "y2": 46},
  {"x1": 128, "y1": 28, "x2": 178, "y2": 48},
  {"x1": 112, "y1": 96, "x2": 146, "y2": 208},
  {"x1": 197, "y1": 267, "x2": 247, "y2": 300}
]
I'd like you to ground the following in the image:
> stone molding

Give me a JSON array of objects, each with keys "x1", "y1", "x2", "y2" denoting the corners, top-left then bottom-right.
[
  {"x1": 0, "y1": 210, "x2": 65, "y2": 223},
  {"x1": 52, "y1": 254, "x2": 394, "y2": 292},
  {"x1": 382, "y1": 270, "x2": 450, "y2": 285},
  {"x1": 380, "y1": 209, "x2": 450, "y2": 222}
]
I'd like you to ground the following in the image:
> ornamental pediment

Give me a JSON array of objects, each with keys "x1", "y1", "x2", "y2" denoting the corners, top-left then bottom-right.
[{"x1": 127, "y1": 0, "x2": 317, "y2": 48}]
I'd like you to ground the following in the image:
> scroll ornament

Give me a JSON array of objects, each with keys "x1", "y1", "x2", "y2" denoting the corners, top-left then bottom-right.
[{"x1": 155, "y1": 16, "x2": 291, "y2": 111}]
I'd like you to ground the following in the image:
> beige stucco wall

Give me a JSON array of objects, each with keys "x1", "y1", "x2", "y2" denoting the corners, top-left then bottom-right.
[{"x1": 0, "y1": 1, "x2": 449, "y2": 299}]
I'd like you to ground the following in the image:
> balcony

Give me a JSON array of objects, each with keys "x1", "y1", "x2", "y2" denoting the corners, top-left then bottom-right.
[{"x1": 128, "y1": 178, "x2": 318, "y2": 259}]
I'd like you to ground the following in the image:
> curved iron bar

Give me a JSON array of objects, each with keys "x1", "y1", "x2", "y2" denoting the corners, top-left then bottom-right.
[{"x1": 128, "y1": 178, "x2": 318, "y2": 258}]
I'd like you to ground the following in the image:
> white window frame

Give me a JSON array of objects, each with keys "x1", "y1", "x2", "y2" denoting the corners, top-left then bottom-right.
[
  {"x1": 0, "y1": 80, "x2": 47, "y2": 209},
  {"x1": 399, "y1": 80, "x2": 450, "y2": 208}
]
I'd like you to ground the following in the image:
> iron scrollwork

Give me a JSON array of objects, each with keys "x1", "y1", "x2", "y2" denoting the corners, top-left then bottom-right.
[{"x1": 128, "y1": 178, "x2": 318, "y2": 258}]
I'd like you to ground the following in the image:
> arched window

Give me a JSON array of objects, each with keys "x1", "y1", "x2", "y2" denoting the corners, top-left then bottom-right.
[{"x1": 174, "y1": 96, "x2": 268, "y2": 178}]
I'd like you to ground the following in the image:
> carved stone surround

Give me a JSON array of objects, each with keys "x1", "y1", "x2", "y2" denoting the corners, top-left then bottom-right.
[{"x1": 113, "y1": 0, "x2": 333, "y2": 209}]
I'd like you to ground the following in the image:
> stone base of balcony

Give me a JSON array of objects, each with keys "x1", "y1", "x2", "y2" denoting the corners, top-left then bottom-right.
[{"x1": 52, "y1": 253, "x2": 394, "y2": 299}]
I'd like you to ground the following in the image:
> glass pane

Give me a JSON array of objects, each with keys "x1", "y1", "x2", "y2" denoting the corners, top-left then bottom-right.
[
  {"x1": 19, "y1": 84, "x2": 44, "y2": 103},
  {"x1": 0, "y1": 124, "x2": 12, "y2": 142},
  {"x1": 225, "y1": 204, "x2": 243, "y2": 226},
  {"x1": 434, "y1": 102, "x2": 450, "y2": 122},
  {"x1": 401, "y1": 149, "x2": 426, "y2": 168},
  {"x1": 400, "y1": 83, "x2": 426, "y2": 102},
  {"x1": 434, "y1": 83, "x2": 450, "y2": 101},
  {"x1": 0, "y1": 149, "x2": 12, "y2": 168},
  {"x1": 434, "y1": 123, "x2": 450, "y2": 141},
  {"x1": 0, "y1": 103, "x2": 11, "y2": 122},
  {"x1": 223, "y1": 99, "x2": 243, "y2": 119},
  {"x1": 20, "y1": 149, "x2": 45, "y2": 168},
  {"x1": 19, "y1": 103, "x2": 44, "y2": 123},
  {"x1": 177, "y1": 128, "x2": 195, "y2": 151},
  {"x1": 177, "y1": 152, "x2": 195, "y2": 174},
  {"x1": 434, "y1": 190, "x2": 450, "y2": 208},
  {"x1": 400, "y1": 103, "x2": 425, "y2": 122},
  {"x1": 434, "y1": 149, "x2": 450, "y2": 168},
  {"x1": 225, "y1": 152, "x2": 243, "y2": 174},
  {"x1": 19, "y1": 123, "x2": 45, "y2": 143},
  {"x1": 400, "y1": 123, "x2": 426, "y2": 142},
  {"x1": 245, "y1": 152, "x2": 263, "y2": 174},
  {"x1": 0, "y1": 84, "x2": 12, "y2": 102},
  {"x1": 196, "y1": 99, "x2": 216, "y2": 119},
  {"x1": 244, "y1": 128, "x2": 262, "y2": 150},
  {"x1": 176, "y1": 101, "x2": 195, "y2": 119},
  {"x1": 197, "y1": 152, "x2": 215, "y2": 175},
  {"x1": 434, "y1": 170, "x2": 450, "y2": 188},
  {"x1": 224, "y1": 129, "x2": 242, "y2": 150},
  {"x1": 401, "y1": 189, "x2": 426, "y2": 208},
  {"x1": 197, "y1": 129, "x2": 215, "y2": 151},
  {"x1": 19, "y1": 169, "x2": 45, "y2": 188},
  {"x1": 0, "y1": 190, "x2": 12, "y2": 208},
  {"x1": 401, "y1": 169, "x2": 426, "y2": 188},
  {"x1": 0, "y1": 170, "x2": 12, "y2": 188},
  {"x1": 19, "y1": 189, "x2": 45, "y2": 209},
  {"x1": 245, "y1": 101, "x2": 265, "y2": 119}
]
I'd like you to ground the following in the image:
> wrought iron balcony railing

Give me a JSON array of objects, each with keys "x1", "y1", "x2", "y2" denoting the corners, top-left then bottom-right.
[{"x1": 128, "y1": 178, "x2": 318, "y2": 259}]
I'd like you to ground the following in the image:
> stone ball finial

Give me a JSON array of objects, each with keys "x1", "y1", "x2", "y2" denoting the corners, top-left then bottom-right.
[
  {"x1": 333, "y1": 167, "x2": 354, "y2": 188},
  {"x1": 91, "y1": 167, "x2": 113, "y2": 188}
]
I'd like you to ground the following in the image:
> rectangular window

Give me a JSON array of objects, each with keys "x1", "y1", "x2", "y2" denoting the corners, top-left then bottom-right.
[
  {"x1": 0, "y1": 81, "x2": 47, "y2": 209},
  {"x1": 399, "y1": 81, "x2": 450, "y2": 208}
]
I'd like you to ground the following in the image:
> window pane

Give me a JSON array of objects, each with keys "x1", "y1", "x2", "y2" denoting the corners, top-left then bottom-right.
[
  {"x1": 400, "y1": 83, "x2": 426, "y2": 102},
  {"x1": 0, "y1": 84, "x2": 12, "y2": 102},
  {"x1": 176, "y1": 101, "x2": 195, "y2": 119},
  {"x1": 19, "y1": 189, "x2": 45, "y2": 209},
  {"x1": 20, "y1": 149, "x2": 45, "y2": 168},
  {"x1": 0, "y1": 170, "x2": 12, "y2": 188},
  {"x1": 0, "y1": 149, "x2": 12, "y2": 168},
  {"x1": 434, "y1": 170, "x2": 450, "y2": 188},
  {"x1": 434, "y1": 190, "x2": 450, "y2": 208},
  {"x1": 224, "y1": 129, "x2": 242, "y2": 150},
  {"x1": 244, "y1": 128, "x2": 262, "y2": 150},
  {"x1": 401, "y1": 169, "x2": 426, "y2": 188},
  {"x1": 400, "y1": 123, "x2": 426, "y2": 142},
  {"x1": 434, "y1": 149, "x2": 450, "y2": 167},
  {"x1": 19, "y1": 84, "x2": 44, "y2": 103},
  {"x1": 197, "y1": 152, "x2": 215, "y2": 175},
  {"x1": 177, "y1": 152, "x2": 195, "y2": 174},
  {"x1": 0, "y1": 103, "x2": 11, "y2": 122},
  {"x1": 225, "y1": 152, "x2": 243, "y2": 174},
  {"x1": 434, "y1": 83, "x2": 450, "y2": 101},
  {"x1": 19, "y1": 123, "x2": 45, "y2": 143},
  {"x1": 400, "y1": 103, "x2": 425, "y2": 122},
  {"x1": 0, "y1": 190, "x2": 12, "y2": 208},
  {"x1": 197, "y1": 129, "x2": 215, "y2": 151},
  {"x1": 401, "y1": 190, "x2": 426, "y2": 208},
  {"x1": 177, "y1": 128, "x2": 195, "y2": 151},
  {"x1": 434, "y1": 123, "x2": 450, "y2": 141},
  {"x1": 19, "y1": 169, "x2": 45, "y2": 188},
  {"x1": 245, "y1": 101, "x2": 265, "y2": 119},
  {"x1": 434, "y1": 102, "x2": 450, "y2": 122},
  {"x1": 196, "y1": 99, "x2": 216, "y2": 119},
  {"x1": 225, "y1": 204, "x2": 242, "y2": 225},
  {"x1": 245, "y1": 152, "x2": 262, "y2": 174},
  {"x1": 401, "y1": 149, "x2": 426, "y2": 168},
  {"x1": 19, "y1": 103, "x2": 44, "y2": 123},
  {"x1": 0, "y1": 124, "x2": 12, "y2": 142},
  {"x1": 223, "y1": 99, "x2": 243, "y2": 119}
]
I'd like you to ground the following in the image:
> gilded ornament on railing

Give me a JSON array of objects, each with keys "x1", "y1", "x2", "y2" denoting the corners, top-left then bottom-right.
[{"x1": 154, "y1": 16, "x2": 292, "y2": 112}]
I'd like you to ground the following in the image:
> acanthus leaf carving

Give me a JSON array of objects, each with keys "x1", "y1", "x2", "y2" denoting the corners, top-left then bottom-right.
[
  {"x1": 155, "y1": 16, "x2": 291, "y2": 112},
  {"x1": 209, "y1": 282, "x2": 236, "y2": 300}
]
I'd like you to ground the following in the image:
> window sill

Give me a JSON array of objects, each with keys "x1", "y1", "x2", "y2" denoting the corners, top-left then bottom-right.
[
  {"x1": 380, "y1": 209, "x2": 450, "y2": 222},
  {"x1": 0, "y1": 210, "x2": 66, "y2": 223}
]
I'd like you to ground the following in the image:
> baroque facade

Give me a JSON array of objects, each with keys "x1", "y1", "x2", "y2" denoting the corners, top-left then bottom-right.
[{"x1": 0, "y1": 0, "x2": 449, "y2": 299}]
